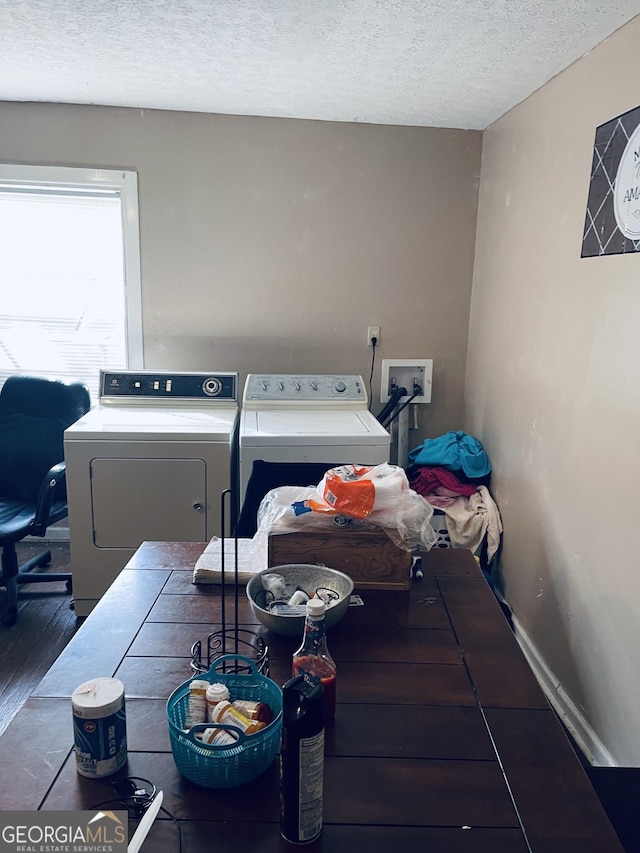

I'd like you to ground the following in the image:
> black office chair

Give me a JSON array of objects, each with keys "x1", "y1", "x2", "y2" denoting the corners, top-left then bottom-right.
[{"x1": 0, "y1": 375, "x2": 91, "y2": 627}]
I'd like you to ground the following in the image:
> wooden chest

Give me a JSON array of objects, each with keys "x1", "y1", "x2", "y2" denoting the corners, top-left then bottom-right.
[{"x1": 268, "y1": 529, "x2": 412, "y2": 591}]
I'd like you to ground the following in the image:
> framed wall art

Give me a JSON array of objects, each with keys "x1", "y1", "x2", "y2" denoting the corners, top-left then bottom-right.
[{"x1": 582, "y1": 104, "x2": 640, "y2": 257}]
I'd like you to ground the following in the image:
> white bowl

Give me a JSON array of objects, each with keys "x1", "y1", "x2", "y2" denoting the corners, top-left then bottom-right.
[{"x1": 246, "y1": 564, "x2": 354, "y2": 637}]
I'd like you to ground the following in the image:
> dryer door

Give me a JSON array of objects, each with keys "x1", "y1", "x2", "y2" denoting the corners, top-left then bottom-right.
[{"x1": 90, "y1": 457, "x2": 207, "y2": 547}]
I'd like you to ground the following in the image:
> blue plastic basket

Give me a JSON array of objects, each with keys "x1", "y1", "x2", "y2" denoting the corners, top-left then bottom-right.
[{"x1": 167, "y1": 654, "x2": 283, "y2": 788}]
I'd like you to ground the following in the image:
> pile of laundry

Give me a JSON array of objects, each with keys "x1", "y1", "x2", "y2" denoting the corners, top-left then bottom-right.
[{"x1": 407, "y1": 430, "x2": 503, "y2": 564}]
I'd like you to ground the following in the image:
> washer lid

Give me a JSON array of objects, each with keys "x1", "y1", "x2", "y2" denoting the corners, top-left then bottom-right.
[
  {"x1": 240, "y1": 409, "x2": 390, "y2": 447},
  {"x1": 65, "y1": 404, "x2": 238, "y2": 441}
]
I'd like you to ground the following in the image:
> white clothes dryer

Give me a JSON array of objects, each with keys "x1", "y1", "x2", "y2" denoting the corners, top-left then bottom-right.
[
  {"x1": 238, "y1": 374, "x2": 391, "y2": 509},
  {"x1": 64, "y1": 370, "x2": 239, "y2": 616}
]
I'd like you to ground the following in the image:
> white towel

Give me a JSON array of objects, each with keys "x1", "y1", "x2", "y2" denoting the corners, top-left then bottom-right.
[
  {"x1": 477, "y1": 485, "x2": 503, "y2": 563},
  {"x1": 439, "y1": 485, "x2": 503, "y2": 562}
]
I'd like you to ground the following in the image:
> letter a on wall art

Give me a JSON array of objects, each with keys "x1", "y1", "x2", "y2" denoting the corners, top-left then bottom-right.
[{"x1": 582, "y1": 104, "x2": 640, "y2": 257}]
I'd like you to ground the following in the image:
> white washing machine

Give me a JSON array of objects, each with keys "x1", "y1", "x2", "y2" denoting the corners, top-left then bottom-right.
[
  {"x1": 64, "y1": 370, "x2": 239, "y2": 616},
  {"x1": 238, "y1": 373, "x2": 391, "y2": 507}
]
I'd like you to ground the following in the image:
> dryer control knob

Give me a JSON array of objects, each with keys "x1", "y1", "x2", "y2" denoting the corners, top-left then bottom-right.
[
  {"x1": 202, "y1": 377, "x2": 222, "y2": 396},
  {"x1": 333, "y1": 380, "x2": 347, "y2": 394},
  {"x1": 193, "y1": 502, "x2": 204, "y2": 511}
]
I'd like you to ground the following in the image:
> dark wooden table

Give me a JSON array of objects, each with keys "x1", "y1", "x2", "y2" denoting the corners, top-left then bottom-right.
[{"x1": 0, "y1": 543, "x2": 624, "y2": 852}]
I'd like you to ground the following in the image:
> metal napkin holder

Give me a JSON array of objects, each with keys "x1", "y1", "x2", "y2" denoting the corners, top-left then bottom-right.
[{"x1": 190, "y1": 489, "x2": 269, "y2": 677}]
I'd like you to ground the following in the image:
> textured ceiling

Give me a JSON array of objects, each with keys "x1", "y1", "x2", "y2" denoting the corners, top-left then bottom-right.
[{"x1": 1, "y1": 0, "x2": 639, "y2": 130}]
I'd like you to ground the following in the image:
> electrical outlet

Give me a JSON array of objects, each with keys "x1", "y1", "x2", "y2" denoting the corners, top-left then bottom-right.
[{"x1": 367, "y1": 325, "x2": 381, "y2": 346}]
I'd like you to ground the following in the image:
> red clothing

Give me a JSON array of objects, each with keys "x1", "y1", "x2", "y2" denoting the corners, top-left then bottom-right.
[{"x1": 409, "y1": 466, "x2": 478, "y2": 499}]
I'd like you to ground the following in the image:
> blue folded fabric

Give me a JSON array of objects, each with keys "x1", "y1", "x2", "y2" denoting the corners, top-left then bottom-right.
[{"x1": 408, "y1": 430, "x2": 491, "y2": 478}]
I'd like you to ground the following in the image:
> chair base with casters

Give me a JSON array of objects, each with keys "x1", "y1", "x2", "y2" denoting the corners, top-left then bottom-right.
[
  {"x1": 0, "y1": 462, "x2": 73, "y2": 627},
  {"x1": 0, "y1": 375, "x2": 91, "y2": 628}
]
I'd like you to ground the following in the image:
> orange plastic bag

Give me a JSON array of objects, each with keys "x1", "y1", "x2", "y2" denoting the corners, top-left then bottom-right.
[
  {"x1": 299, "y1": 465, "x2": 376, "y2": 519},
  {"x1": 321, "y1": 467, "x2": 376, "y2": 519}
]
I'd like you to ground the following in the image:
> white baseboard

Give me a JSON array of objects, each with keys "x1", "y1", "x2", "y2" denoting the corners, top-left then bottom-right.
[{"x1": 512, "y1": 615, "x2": 616, "y2": 768}]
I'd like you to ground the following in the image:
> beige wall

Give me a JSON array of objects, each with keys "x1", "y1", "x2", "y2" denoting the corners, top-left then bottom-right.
[
  {"x1": 8, "y1": 18, "x2": 638, "y2": 764},
  {"x1": 0, "y1": 103, "x2": 481, "y2": 444},
  {"x1": 469, "y1": 16, "x2": 640, "y2": 763}
]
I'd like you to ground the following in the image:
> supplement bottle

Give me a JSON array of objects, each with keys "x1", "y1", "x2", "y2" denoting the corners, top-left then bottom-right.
[
  {"x1": 200, "y1": 726, "x2": 237, "y2": 746},
  {"x1": 206, "y1": 682, "x2": 230, "y2": 722},
  {"x1": 184, "y1": 679, "x2": 209, "y2": 729},
  {"x1": 72, "y1": 677, "x2": 127, "y2": 778},
  {"x1": 232, "y1": 698, "x2": 272, "y2": 724},
  {"x1": 211, "y1": 699, "x2": 266, "y2": 735}
]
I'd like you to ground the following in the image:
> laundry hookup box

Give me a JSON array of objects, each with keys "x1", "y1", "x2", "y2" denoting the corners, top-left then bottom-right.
[{"x1": 267, "y1": 529, "x2": 412, "y2": 591}]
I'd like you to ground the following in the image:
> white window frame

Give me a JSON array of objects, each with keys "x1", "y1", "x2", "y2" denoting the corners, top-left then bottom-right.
[{"x1": 0, "y1": 163, "x2": 143, "y2": 368}]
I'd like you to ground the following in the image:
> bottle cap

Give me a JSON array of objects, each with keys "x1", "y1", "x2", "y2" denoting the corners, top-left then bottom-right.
[
  {"x1": 206, "y1": 682, "x2": 230, "y2": 702},
  {"x1": 307, "y1": 598, "x2": 326, "y2": 617}
]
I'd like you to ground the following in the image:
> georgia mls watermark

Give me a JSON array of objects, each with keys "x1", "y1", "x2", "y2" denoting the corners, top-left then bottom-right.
[{"x1": 0, "y1": 811, "x2": 128, "y2": 853}]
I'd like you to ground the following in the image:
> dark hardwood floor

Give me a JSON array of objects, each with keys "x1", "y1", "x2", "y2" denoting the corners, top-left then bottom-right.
[
  {"x1": 0, "y1": 540, "x2": 638, "y2": 851},
  {"x1": 0, "y1": 540, "x2": 83, "y2": 738}
]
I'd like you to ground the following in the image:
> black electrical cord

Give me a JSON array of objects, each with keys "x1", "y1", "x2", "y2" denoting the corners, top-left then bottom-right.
[
  {"x1": 90, "y1": 776, "x2": 183, "y2": 853},
  {"x1": 368, "y1": 337, "x2": 377, "y2": 410}
]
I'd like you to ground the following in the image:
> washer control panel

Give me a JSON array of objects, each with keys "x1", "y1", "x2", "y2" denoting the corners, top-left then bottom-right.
[
  {"x1": 100, "y1": 370, "x2": 238, "y2": 402},
  {"x1": 243, "y1": 374, "x2": 367, "y2": 406}
]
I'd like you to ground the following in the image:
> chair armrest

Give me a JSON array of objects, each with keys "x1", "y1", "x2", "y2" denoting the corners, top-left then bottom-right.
[{"x1": 31, "y1": 461, "x2": 66, "y2": 536}]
